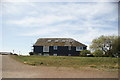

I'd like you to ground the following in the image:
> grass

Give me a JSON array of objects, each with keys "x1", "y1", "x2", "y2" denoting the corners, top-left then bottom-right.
[{"x1": 12, "y1": 55, "x2": 119, "y2": 72}]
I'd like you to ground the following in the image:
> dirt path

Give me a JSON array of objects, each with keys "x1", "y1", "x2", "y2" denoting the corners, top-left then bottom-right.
[
  {"x1": 0, "y1": 55, "x2": 2, "y2": 79},
  {"x1": 1, "y1": 55, "x2": 118, "y2": 78}
]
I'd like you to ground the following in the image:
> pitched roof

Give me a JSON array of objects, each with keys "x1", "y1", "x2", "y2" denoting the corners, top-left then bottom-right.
[{"x1": 33, "y1": 38, "x2": 87, "y2": 47}]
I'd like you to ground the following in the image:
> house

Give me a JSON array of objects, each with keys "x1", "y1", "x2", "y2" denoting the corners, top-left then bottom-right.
[{"x1": 33, "y1": 38, "x2": 87, "y2": 56}]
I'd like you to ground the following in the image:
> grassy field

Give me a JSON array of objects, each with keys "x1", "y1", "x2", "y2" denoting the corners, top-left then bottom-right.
[{"x1": 12, "y1": 55, "x2": 119, "y2": 71}]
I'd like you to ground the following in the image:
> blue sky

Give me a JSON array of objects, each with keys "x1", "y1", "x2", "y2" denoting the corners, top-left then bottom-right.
[{"x1": 0, "y1": 0, "x2": 118, "y2": 55}]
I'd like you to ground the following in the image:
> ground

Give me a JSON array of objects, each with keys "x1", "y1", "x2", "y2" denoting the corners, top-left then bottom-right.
[
  {"x1": 0, "y1": 55, "x2": 2, "y2": 79},
  {"x1": 1, "y1": 55, "x2": 118, "y2": 78}
]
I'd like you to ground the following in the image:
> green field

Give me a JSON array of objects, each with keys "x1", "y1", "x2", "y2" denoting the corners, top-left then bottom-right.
[{"x1": 12, "y1": 55, "x2": 119, "y2": 71}]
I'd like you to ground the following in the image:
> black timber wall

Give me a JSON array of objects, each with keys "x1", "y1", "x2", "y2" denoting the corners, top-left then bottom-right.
[
  {"x1": 33, "y1": 46, "x2": 87, "y2": 56},
  {"x1": 33, "y1": 46, "x2": 43, "y2": 53}
]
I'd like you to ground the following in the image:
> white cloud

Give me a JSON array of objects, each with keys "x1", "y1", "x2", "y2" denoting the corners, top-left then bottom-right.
[
  {"x1": 8, "y1": 15, "x2": 76, "y2": 27},
  {"x1": 2, "y1": 2, "x2": 118, "y2": 53},
  {"x1": 7, "y1": 2, "x2": 117, "y2": 38},
  {"x1": 2, "y1": 0, "x2": 119, "y2": 2},
  {"x1": 6, "y1": 2, "x2": 117, "y2": 27},
  {"x1": 21, "y1": 27, "x2": 60, "y2": 36},
  {"x1": 2, "y1": 0, "x2": 29, "y2": 2}
]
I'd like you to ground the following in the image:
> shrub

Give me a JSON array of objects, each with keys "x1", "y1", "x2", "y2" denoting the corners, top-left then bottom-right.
[
  {"x1": 92, "y1": 50, "x2": 103, "y2": 57},
  {"x1": 10, "y1": 53, "x2": 13, "y2": 55},
  {"x1": 29, "y1": 52, "x2": 34, "y2": 55},
  {"x1": 80, "y1": 50, "x2": 91, "y2": 57},
  {"x1": 13, "y1": 53, "x2": 18, "y2": 55}
]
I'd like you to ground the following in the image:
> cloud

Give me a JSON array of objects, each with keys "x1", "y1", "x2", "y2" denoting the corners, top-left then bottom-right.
[
  {"x1": 20, "y1": 27, "x2": 60, "y2": 36},
  {"x1": 2, "y1": 0, "x2": 29, "y2": 2},
  {"x1": 6, "y1": 2, "x2": 117, "y2": 27},
  {"x1": 8, "y1": 15, "x2": 76, "y2": 27},
  {"x1": 2, "y1": 2, "x2": 118, "y2": 52},
  {"x1": 2, "y1": 0, "x2": 119, "y2": 2}
]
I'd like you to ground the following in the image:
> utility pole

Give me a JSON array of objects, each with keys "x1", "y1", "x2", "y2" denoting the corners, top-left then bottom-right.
[
  {"x1": 13, "y1": 50, "x2": 14, "y2": 54},
  {"x1": 31, "y1": 40, "x2": 34, "y2": 52},
  {"x1": 31, "y1": 46, "x2": 33, "y2": 52},
  {"x1": 19, "y1": 51, "x2": 20, "y2": 55}
]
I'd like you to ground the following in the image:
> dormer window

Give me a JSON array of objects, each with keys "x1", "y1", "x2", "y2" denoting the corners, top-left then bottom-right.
[
  {"x1": 53, "y1": 46, "x2": 58, "y2": 50},
  {"x1": 55, "y1": 40, "x2": 59, "y2": 42},
  {"x1": 62, "y1": 40, "x2": 65, "y2": 42},
  {"x1": 68, "y1": 46, "x2": 71, "y2": 50},
  {"x1": 47, "y1": 40, "x2": 51, "y2": 42},
  {"x1": 76, "y1": 46, "x2": 83, "y2": 51},
  {"x1": 69, "y1": 40, "x2": 73, "y2": 42}
]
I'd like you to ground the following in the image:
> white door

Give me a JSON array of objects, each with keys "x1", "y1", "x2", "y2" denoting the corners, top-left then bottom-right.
[{"x1": 43, "y1": 46, "x2": 49, "y2": 52}]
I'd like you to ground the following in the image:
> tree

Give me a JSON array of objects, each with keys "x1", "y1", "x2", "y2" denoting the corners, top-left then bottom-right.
[
  {"x1": 80, "y1": 50, "x2": 91, "y2": 57},
  {"x1": 110, "y1": 36, "x2": 120, "y2": 57},
  {"x1": 92, "y1": 50, "x2": 103, "y2": 57},
  {"x1": 90, "y1": 35, "x2": 117, "y2": 57}
]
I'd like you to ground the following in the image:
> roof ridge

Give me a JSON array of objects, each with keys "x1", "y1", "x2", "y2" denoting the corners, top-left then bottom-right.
[
  {"x1": 34, "y1": 38, "x2": 87, "y2": 47},
  {"x1": 38, "y1": 38, "x2": 73, "y2": 40}
]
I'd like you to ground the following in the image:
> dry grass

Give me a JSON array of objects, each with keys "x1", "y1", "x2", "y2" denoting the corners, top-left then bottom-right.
[{"x1": 13, "y1": 55, "x2": 119, "y2": 72}]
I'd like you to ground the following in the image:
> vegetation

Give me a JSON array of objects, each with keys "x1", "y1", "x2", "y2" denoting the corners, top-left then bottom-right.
[
  {"x1": 29, "y1": 52, "x2": 34, "y2": 55},
  {"x1": 110, "y1": 37, "x2": 120, "y2": 57},
  {"x1": 90, "y1": 35, "x2": 119, "y2": 57},
  {"x1": 92, "y1": 50, "x2": 103, "y2": 57},
  {"x1": 80, "y1": 50, "x2": 91, "y2": 57},
  {"x1": 13, "y1": 55, "x2": 119, "y2": 71}
]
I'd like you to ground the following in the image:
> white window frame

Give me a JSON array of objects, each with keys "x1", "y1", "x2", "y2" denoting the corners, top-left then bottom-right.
[
  {"x1": 68, "y1": 54, "x2": 71, "y2": 56},
  {"x1": 44, "y1": 53, "x2": 49, "y2": 56},
  {"x1": 38, "y1": 53, "x2": 42, "y2": 55},
  {"x1": 53, "y1": 46, "x2": 58, "y2": 50},
  {"x1": 76, "y1": 46, "x2": 83, "y2": 51},
  {"x1": 47, "y1": 40, "x2": 51, "y2": 42},
  {"x1": 68, "y1": 46, "x2": 71, "y2": 50},
  {"x1": 62, "y1": 40, "x2": 66, "y2": 42},
  {"x1": 53, "y1": 54, "x2": 57, "y2": 56},
  {"x1": 43, "y1": 46, "x2": 49, "y2": 52},
  {"x1": 55, "y1": 40, "x2": 59, "y2": 42}
]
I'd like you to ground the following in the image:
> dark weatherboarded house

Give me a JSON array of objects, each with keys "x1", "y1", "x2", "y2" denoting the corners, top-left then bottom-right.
[{"x1": 33, "y1": 38, "x2": 87, "y2": 56}]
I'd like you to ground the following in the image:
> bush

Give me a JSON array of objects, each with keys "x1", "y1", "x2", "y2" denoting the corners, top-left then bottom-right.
[
  {"x1": 80, "y1": 50, "x2": 91, "y2": 57},
  {"x1": 92, "y1": 50, "x2": 103, "y2": 57},
  {"x1": 10, "y1": 53, "x2": 13, "y2": 55},
  {"x1": 13, "y1": 53, "x2": 18, "y2": 55},
  {"x1": 29, "y1": 52, "x2": 34, "y2": 55}
]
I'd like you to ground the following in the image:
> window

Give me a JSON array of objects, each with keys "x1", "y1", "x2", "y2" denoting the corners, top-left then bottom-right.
[
  {"x1": 62, "y1": 40, "x2": 66, "y2": 42},
  {"x1": 68, "y1": 46, "x2": 71, "y2": 50},
  {"x1": 53, "y1": 46, "x2": 58, "y2": 50},
  {"x1": 47, "y1": 40, "x2": 51, "y2": 42},
  {"x1": 38, "y1": 53, "x2": 42, "y2": 55},
  {"x1": 76, "y1": 46, "x2": 83, "y2": 51},
  {"x1": 53, "y1": 54, "x2": 57, "y2": 56},
  {"x1": 68, "y1": 54, "x2": 71, "y2": 56},
  {"x1": 43, "y1": 46, "x2": 49, "y2": 52},
  {"x1": 44, "y1": 53, "x2": 49, "y2": 56},
  {"x1": 55, "y1": 40, "x2": 59, "y2": 42},
  {"x1": 68, "y1": 40, "x2": 73, "y2": 42}
]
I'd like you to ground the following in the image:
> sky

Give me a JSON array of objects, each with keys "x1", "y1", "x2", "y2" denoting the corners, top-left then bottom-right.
[{"x1": 0, "y1": 0, "x2": 118, "y2": 55}]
